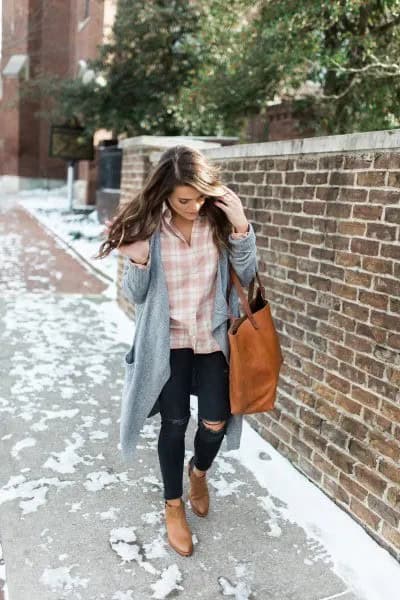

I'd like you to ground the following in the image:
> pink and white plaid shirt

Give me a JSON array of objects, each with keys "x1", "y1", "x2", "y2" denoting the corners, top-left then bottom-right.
[{"x1": 131, "y1": 202, "x2": 249, "y2": 354}]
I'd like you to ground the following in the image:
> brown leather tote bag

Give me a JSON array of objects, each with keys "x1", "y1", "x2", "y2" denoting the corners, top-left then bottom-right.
[{"x1": 226, "y1": 263, "x2": 284, "y2": 415}]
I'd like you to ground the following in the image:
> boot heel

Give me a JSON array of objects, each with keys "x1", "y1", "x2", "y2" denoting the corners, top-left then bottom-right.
[
  {"x1": 188, "y1": 456, "x2": 209, "y2": 517},
  {"x1": 164, "y1": 498, "x2": 193, "y2": 556}
]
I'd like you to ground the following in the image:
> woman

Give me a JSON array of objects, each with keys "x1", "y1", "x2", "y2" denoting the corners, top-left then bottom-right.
[{"x1": 96, "y1": 144, "x2": 258, "y2": 557}]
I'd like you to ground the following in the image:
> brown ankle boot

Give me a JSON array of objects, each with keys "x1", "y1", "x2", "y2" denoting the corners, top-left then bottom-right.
[
  {"x1": 188, "y1": 456, "x2": 209, "y2": 517},
  {"x1": 164, "y1": 498, "x2": 193, "y2": 556}
]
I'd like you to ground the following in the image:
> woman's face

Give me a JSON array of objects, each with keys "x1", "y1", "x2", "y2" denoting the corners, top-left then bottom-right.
[{"x1": 167, "y1": 185, "x2": 207, "y2": 222}]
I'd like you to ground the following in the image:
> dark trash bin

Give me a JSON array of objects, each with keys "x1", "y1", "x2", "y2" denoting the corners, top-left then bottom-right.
[{"x1": 96, "y1": 141, "x2": 122, "y2": 224}]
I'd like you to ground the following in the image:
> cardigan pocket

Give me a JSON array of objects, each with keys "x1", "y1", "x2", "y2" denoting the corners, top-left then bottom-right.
[
  {"x1": 123, "y1": 342, "x2": 136, "y2": 369},
  {"x1": 122, "y1": 343, "x2": 136, "y2": 402}
]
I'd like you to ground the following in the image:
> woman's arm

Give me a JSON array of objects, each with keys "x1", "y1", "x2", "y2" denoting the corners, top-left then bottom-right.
[
  {"x1": 104, "y1": 217, "x2": 152, "y2": 305},
  {"x1": 212, "y1": 186, "x2": 258, "y2": 287},
  {"x1": 121, "y1": 246, "x2": 152, "y2": 305},
  {"x1": 228, "y1": 221, "x2": 258, "y2": 287}
]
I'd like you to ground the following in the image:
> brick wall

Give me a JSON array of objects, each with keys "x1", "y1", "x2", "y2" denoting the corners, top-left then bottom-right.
[
  {"x1": 0, "y1": 0, "x2": 71, "y2": 182},
  {"x1": 0, "y1": 0, "x2": 111, "y2": 191},
  {"x1": 118, "y1": 132, "x2": 400, "y2": 562}
]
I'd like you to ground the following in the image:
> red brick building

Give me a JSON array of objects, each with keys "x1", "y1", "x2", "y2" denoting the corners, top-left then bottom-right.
[{"x1": 0, "y1": 0, "x2": 116, "y2": 198}]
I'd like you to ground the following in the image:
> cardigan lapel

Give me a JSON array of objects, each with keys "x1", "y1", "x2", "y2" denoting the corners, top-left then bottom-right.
[{"x1": 212, "y1": 248, "x2": 230, "y2": 331}]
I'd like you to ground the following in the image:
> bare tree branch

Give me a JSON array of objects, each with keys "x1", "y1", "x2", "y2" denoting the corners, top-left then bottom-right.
[
  {"x1": 369, "y1": 12, "x2": 400, "y2": 33},
  {"x1": 330, "y1": 54, "x2": 400, "y2": 77}
]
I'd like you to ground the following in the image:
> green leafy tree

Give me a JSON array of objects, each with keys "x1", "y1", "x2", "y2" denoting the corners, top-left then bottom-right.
[
  {"x1": 196, "y1": 0, "x2": 400, "y2": 135},
  {"x1": 21, "y1": 0, "x2": 205, "y2": 136},
  {"x1": 81, "y1": 0, "x2": 204, "y2": 135},
  {"x1": 20, "y1": 0, "x2": 400, "y2": 138},
  {"x1": 21, "y1": 0, "x2": 256, "y2": 137}
]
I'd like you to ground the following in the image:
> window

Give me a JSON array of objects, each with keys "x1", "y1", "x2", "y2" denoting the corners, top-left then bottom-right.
[{"x1": 78, "y1": 0, "x2": 90, "y2": 30}]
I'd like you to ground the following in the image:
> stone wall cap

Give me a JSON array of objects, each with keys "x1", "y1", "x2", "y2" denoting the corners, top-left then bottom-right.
[
  {"x1": 118, "y1": 136, "x2": 221, "y2": 151},
  {"x1": 200, "y1": 128, "x2": 400, "y2": 160}
]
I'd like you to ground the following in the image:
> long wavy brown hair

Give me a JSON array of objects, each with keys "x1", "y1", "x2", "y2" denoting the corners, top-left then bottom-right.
[{"x1": 94, "y1": 144, "x2": 234, "y2": 260}]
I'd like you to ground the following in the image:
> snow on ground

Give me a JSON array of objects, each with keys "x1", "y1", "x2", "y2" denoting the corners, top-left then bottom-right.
[
  {"x1": 0, "y1": 539, "x2": 10, "y2": 600},
  {"x1": 1, "y1": 287, "x2": 396, "y2": 599},
  {"x1": 16, "y1": 186, "x2": 119, "y2": 289},
  {"x1": 237, "y1": 422, "x2": 400, "y2": 600}
]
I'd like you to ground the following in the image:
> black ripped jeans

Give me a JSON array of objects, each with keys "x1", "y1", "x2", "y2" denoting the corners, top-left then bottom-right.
[{"x1": 157, "y1": 348, "x2": 231, "y2": 500}]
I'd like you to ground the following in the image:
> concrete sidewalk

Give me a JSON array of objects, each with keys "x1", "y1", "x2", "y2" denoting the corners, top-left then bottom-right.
[{"x1": 0, "y1": 198, "x2": 398, "y2": 600}]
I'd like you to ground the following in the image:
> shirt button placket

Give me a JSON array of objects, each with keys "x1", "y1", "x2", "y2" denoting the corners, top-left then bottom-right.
[{"x1": 191, "y1": 233, "x2": 198, "y2": 351}]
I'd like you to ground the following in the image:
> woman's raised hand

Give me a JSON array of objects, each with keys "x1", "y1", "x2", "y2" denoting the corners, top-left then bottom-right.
[{"x1": 104, "y1": 218, "x2": 150, "y2": 264}]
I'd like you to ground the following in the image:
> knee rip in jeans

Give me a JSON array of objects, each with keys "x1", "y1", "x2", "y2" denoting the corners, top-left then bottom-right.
[
  {"x1": 161, "y1": 415, "x2": 190, "y2": 427},
  {"x1": 200, "y1": 419, "x2": 227, "y2": 434}
]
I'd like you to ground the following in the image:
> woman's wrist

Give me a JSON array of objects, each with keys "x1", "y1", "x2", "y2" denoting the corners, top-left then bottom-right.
[
  {"x1": 129, "y1": 257, "x2": 148, "y2": 265},
  {"x1": 232, "y1": 221, "x2": 249, "y2": 234}
]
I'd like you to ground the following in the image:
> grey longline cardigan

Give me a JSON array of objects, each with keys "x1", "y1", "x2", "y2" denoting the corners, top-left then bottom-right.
[{"x1": 119, "y1": 221, "x2": 258, "y2": 463}]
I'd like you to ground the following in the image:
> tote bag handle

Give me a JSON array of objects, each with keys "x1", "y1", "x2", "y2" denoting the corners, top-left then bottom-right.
[{"x1": 226, "y1": 264, "x2": 267, "y2": 330}]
